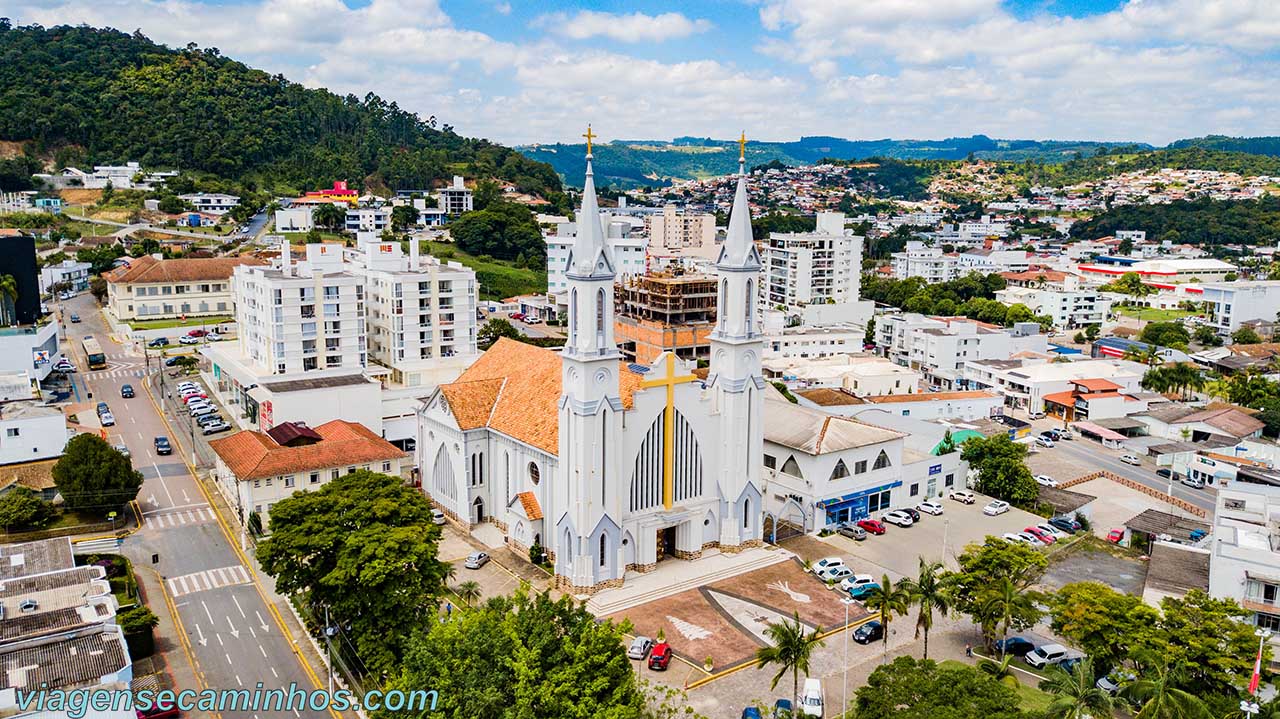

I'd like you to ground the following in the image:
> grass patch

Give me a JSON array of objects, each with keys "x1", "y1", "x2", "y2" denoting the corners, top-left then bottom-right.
[
  {"x1": 1116, "y1": 307, "x2": 1193, "y2": 322},
  {"x1": 421, "y1": 240, "x2": 545, "y2": 300},
  {"x1": 941, "y1": 659, "x2": 1053, "y2": 712},
  {"x1": 280, "y1": 230, "x2": 347, "y2": 243},
  {"x1": 127, "y1": 315, "x2": 232, "y2": 330}
]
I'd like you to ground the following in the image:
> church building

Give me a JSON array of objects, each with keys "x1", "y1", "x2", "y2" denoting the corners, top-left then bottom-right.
[{"x1": 416, "y1": 134, "x2": 766, "y2": 594}]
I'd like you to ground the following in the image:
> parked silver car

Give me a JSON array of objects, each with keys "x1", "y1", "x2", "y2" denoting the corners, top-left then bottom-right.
[
  {"x1": 464, "y1": 551, "x2": 489, "y2": 569},
  {"x1": 627, "y1": 636, "x2": 653, "y2": 660}
]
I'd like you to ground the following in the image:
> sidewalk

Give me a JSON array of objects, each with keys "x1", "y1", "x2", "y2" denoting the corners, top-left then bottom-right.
[{"x1": 135, "y1": 567, "x2": 211, "y2": 717}]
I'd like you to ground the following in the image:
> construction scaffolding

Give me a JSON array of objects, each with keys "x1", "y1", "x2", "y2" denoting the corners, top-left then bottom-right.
[{"x1": 614, "y1": 271, "x2": 718, "y2": 364}]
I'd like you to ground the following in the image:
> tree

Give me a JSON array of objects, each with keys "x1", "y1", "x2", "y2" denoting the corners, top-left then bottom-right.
[
  {"x1": 953, "y1": 538, "x2": 1047, "y2": 644},
  {"x1": 89, "y1": 276, "x2": 107, "y2": 303},
  {"x1": 77, "y1": 244, "x2": 125, "y2": 275},
  {"x1": 1118, "y1": 237, "x2": 1134, "y2": 255},
  {"x1": 51, "y1": 434, "x2": 143, "y2": 514},
  {"x1": 1120, "y1": 659, "x2": 1213, "y2": 719},
  {"x1": 1138, "y1": 590, "x2": 1269, "y2": 697},
  {"x1": 862, "y1": 574, "x2": 911, "y2": 664},
  {"x1": 390, "y1": 204, "x2": 419, "y2": 231},
  {"x1": 864, "y1": 317, "x2": 876, "y2": 347},
  {"x1": 472, "y1": 180, "x2": 501, "y2": 211},
  {"x1": 449, "y1": 202, "x2": 544, "y2": 263},
  {"x1": 379, "y1": 590, "x2": 644, "y2": 719},
  {"x1": 853, "y1": 656, "x2": 1023, "y2": 719},
  {"x1": 1038, "y1": 659, "x2": 1114, "y2": 719},
  {"x1": 1141, "y1": 363, "x2": 1206, "y2": 401},
  {"x1": 256, "y1": 470, "x2": 451, "y2": 675},
  {"x1": 1049, "y1": 582, "x2": 1160, "y2": 672},
  {"x1": 936, "y1": 430, "x2": 957, "y2": 456},
  {"x1": 981, "y1": 577, "x2": 1041, "y2": 658},
  {"x1": 959, "y1": 434, "x2": 1036, "y2": 504},
  {"x1": 100, "y1": 180, "x2": 114, "y2": 204},
  {"x1": 899, "y1": 559, "x2": 950, "y2": 659},
  {"x1": 1233, "y1": 326, "x2": 1264, "y2": 345},
  {"x1": 755, "y1": 612, "x2": 825, "y2": 710},
  {"x1": 477, "y1": 318, "x2": 521, "y2": 350},
  {"x1": 1139, "y1": 321, "x2": 1191, "y2": 349},
  {"x1": 1004, "y1": 303, "x2": 1035, "y2": 325},
  {"x1": 1193, "y1": 325, "x2": 1223, "y2": 347},
  {"x1": 157, "y1": 195, "x2": 188, "y2": 214},
  {"x1": 0, "y1": 487, "x2": 54, "y2": 530},
  {"x1": 0, "y1": 274, "x2": 16, "y2": 326},
  {"x1": 454, "y1": 580, "x2": 481, "y2": 607},
  {"x1": 312, "y1": 202, "x2": 345, "y2": 231}
]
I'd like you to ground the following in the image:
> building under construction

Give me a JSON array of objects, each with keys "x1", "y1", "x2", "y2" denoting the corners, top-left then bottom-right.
[{"x1": 614, "y1": 271, "x2": 718, "y2": 364}]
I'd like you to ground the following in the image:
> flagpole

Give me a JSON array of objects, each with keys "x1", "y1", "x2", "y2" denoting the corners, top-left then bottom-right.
[{"x1": 1241, "y1": 628, "x2": 1271, "y2": 718}]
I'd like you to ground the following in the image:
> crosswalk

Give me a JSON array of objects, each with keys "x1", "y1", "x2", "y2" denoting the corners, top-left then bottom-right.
[
  {"x1": 72, "y1": 537, "x2": 124, "y2": 554},
  {"x1": 86, "y1": 367, "x2": 148, "y2": 380},
  {"x1": 143, "y1": 506, "x2": 216, "y2": 529},
  {"x1": 166, "y1": 565, "x2": 252, "y2": 598}
]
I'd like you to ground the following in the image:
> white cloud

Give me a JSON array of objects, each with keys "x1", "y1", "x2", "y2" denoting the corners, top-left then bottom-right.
[{"x1": 536, "y1": 10, "x2": 713, "y2": 43}]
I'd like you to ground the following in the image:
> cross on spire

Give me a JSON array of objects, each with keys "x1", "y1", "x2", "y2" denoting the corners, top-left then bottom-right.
[
  {"x1": 738, "y1": 131, "x2": 746, "y2": 163},
  {"x1": 583, "y1": 125, "x2": 597, "y2": 156}
]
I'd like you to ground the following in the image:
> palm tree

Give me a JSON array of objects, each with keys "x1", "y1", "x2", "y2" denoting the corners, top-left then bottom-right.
[
  {"x1": 1038, "y1": 659, "x2": 1114, "y2": 719},
  {"x1": 977, "y1": 653, "x2": 1018, "y2": 689},
  {"x1": 454, "y1": 580, "x2": 482, "y2": 607},
  {"x1": 1120, "y1": 659, "x2": 1212, "y2": 719},
  {"x1": 312, "y1": 202, "x2": 346, "y2": 231},
  {"x1": 861, "y1": 574, "x2": 911, "y2": 664},
  {"x1": 755, "y1": 612, "x2": 825, "y2": 710},
  {"x1": 898, "y1": 559, "x2": 950, "y2": 660},
  {"x1": 980, "y1": 577, "x2": 1039, "y2": 659},
  {"x1": 0, "y1": 274, "x2": 16, "y2": 327}
]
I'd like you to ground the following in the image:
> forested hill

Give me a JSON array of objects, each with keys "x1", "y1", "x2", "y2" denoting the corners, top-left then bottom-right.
[{"x1": 0, "y1": 22, "x2": 562, "y2": 199}]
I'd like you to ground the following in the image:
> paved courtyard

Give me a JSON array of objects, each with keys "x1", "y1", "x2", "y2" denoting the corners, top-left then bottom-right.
[
  {"x1": 607, "y1": 558, "x2": 869, "y2": 672},
  {"x1": 1041, "y1": 544, "x2": 1148, "y2": 595}
]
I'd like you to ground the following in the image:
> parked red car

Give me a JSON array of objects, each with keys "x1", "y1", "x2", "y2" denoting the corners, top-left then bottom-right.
[
  {"x1": 186, "y1": 329, "x2": 207, "y2": 338},
  {"x1": 648, "y1": 642, "x2": 672, "y2": 671},
  {"x1": 510, "y1": 312, "x2": 525, "y2": 321},
  {"x1": 137, "y1": 698, "x2": 179, "y2": 719},
  {"x1": 1024, "y1": 526, "x2": 1056, "y2": 544},
  {"x1": 856, "y1": 518, "x2": 886, "y2": 535},
  {"x1": 1106, "y1": 529, "x2": 1125, "y2": 544}
]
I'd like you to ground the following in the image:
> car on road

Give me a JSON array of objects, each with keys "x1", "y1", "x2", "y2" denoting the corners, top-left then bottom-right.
[
  {"x1": 916, "y1": 500, "x2": 944, "y2": 515},
  {"x1": 96, "y1": 402, "x2": 109, "y2": 415},
  {"x1": 464, "y1": 551, "x2": 490, "y2": 569},
  {"x1": 201, "y1": 420, "x2": 232, "y2": 435},
  {"x1": 852, "y1": 620, "x2": 883, "y2": 645},
  {"x1": 99, "y1": 411, "x2": 116, "y2": 426},
  {"x1": 1024, "y1": 643, "x2": 1070, "y2": 668},
  {"x1": 648, "y1": 642, "x2": 672, "y2": 671},
  {"x1": 882, "y1": 509, "x2": 914, "y2": 527},
  {"x1": 69, "y1": 314, "x2": 80, "y2": 323},
  {"x1": 983, "y1": 500, "x2": 1011, "y2": 516},
  {"x1": 1024, "y1": 526, "x2": 1056, "y2": 544},
  {"x1": 838, "y1": 574, "x2": 876, "y2": 594},
  {"x1": 949, "y1": 489, "x2": 976, "y2": 504},
  {"x1": 1155, "y1": 468, "x2": 1173, "y2": 480},
  {"x1": 52, "y1": 359, "x2": 75, "y2": 373},
  {"x1": 154, "y1": 436, "x2": 172, "y2": 455},
  {"x1": 524, "y1": 316, "x2": 542, "y2": 324},
  {"x1": 836, "y1": 523, "x2": 867, "y2": 540},
  {"x1": 1120, "y1": 453, "x2": 1142, "y2": 466},
  {"x1": 1035, "y1": 474, "x2": 1058, "y2": 487},
  {"x1": 190, "y1": 405, "x2": 217, "y2": 418},
  {"x1": 148, "y1": 337, "x2": 170, "y2": 348},
  {"x1": 431, "y1": 509, "x2": 446, "y2": 525},
  {"x1": 856, "y1": 518, "x2": 886, "y2": 535},
  {"x1": 510, "y1": 312, "x2": 525, "y2": 321},
  {"x1": 1035, "y1": 436, "x2": 1055, "y2": 448},
  {"x1": 817, "y1": 565, "x2": 854, "y2": 583},
  {"x1": 58, "y1": 291, "x2": 73, "y2": 301},
  {"x1": 206, "y1": 331, "x2": 222, "y2": 341},
  {"x1": 164, "y1": 357, "x2": 180, "y2": 367},
  {"x1": 114, "y1": 444, "x2": 130, "y2": 458},
  {"x1": 1106, "y1": 528, "x2": 1125, "y2": 543},
  {"x1": 627, "y1": 636, "x2": 653, "y2": 660},
  {"x1": 178, "y1": 335, "x2": 199, "y2": 345},
  {"x1": 811, "y1": 557, "x2": 845, "y2": 575},
  {"x1": 120, "y1": 384, "x2": 135, "y2": 398},
  {"x1": 993, "y1": 636, "x2": 1036, "y2": 657},
  {"x1": 1181, "y1": 475, "x2": 1205, "y2": 489}
]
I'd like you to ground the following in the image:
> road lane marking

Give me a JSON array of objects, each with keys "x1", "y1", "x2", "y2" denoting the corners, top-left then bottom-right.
[
  {"x1": 227, "y1": 615, "x2": 240, "y2": 639},
  {"x1": 232, "y1": 594, "x2": 247, "y2": 619},
  {"x1": 259, "y1": 644, "x2": 267, "y2": 658},
  {"x1": 152, "y1": 462, "x2": 176, "y2": 506},
  {"x1": 201, "y1": 600, "x2": 214, "y2": 623},
  {"x1": 167, "y1": 566, "x2": 253, "y2": 598}
]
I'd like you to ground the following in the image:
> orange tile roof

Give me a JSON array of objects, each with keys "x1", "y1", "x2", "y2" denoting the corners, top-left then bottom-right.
[
  {"x1": 1042, "y1": 390, "x2": 1076, "y2": 407},
  {"x1": 517, "y1": 491, "x2": 543, "y2": 521},
  {"x1": 208, "y1": 420, "x2": 406, "y2": 480},
  {"x1": 436, "y1": 338, "x2": 641, "y2": 455},
  {"x1": 1073, "y1": 378, "x2": 1122, "y2": 392},
  {"x1": 104, "y1": 254, "x2": 266, "y2": 284}
]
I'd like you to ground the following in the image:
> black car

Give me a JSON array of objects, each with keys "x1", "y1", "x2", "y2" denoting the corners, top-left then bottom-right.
[
  {"x1": 148, "y1": 337, "x2": 170, "y2": 348},
  {"x1": 852, "y1": 620, "x2": 883, "y2": 645},
  {"x1": 196, "y1": 413, "x2": 223, "y2": 426},
  {"x1": 96, "y1": 402, "x2": 109, "y2": 415},
  {"x1": 1155, "y1": 468, "x2": 1173, "y2": 480},
  {"x1": 901, "y1": 507, "x2": 921, "y2": 522},
  {"x1": 164, "y1": 357, "x2": 179, "y2": 366},
  {"x1": 120, "y1": 384, "x2": 135, "y2": 398},
  {"x1": 69, "y1": 314, "x2": 80, "y2": 323},
  {"x1": 993, "y1": 636, "x2": 1036, "y2": 657},
  {"x1": 154, "y1": 436, "x2": 172, "y2": 455},
  {"x1": 1049, "y1": 516, "x2": 1082, "y2": 533}
]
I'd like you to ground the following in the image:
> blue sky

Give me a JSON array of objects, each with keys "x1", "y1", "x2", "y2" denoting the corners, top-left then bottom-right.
[{"x1": 3, "y1": 0, "x2": 1277, "y2": 145}]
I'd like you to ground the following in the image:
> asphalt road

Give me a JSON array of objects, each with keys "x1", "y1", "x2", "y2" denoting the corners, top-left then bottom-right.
[
  {"x1": 63, "y1": 295, "x2": 334, "y2": 718},
  {"x1": 1051, "y1": 432, "x2": 1217, "y2": 514}
]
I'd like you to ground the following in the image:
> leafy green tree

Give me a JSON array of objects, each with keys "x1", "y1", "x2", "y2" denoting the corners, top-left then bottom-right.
[
  {"x1": 472, "y1": 180, "x2": 501, "y2": 211},
  {"x1": 936, "y1": 430, "x2": 957, "y2": 455},
  {"x1": 379, "y1": 590, "x2": 643, "y2": 719},
  {"x1": 77, "y1": 244, "x2": 125, "y2": 275},
  {"x1": 391, "y1": 204, "x2": 419, "y2": 230},
  {"x1": 1136, "y1": 590, "x2": 1269, "y2": 697},
  {"x1": 312, "y1": 203, "x2": 345, "y2": 231},
  {"x1": 477, "y1": 318, "x2": 521, "y2": 350},
  {"x1": 450, "y1": 202, "x2": 544, "y2": 263},
  {"x1": 982, "y1": 577, "x2": 1041, "y2": 658},
  {"x1": 952, "y1": 538, "x2": 1047, "y2": 643},
  {"x1": 1004, "y1": 303, "x2": 1035, "y2": 325},
  {"x1": 51, "y1": 434, "x2": 144, "y2": 514},
  {"x1": 862, "y1": 574, "x2": 911, "y2": 664},
  {"x1": 0, "y1": 274, "x2": 16, "y2": 326},
  {"x1": 1120, "y1": 659, "x2": 1213, "y2": 719},
  {"x1": 853, "y1": 656, "x2": 1023, "y2": 719},
  {"x1": 1038, "y1": 659, "x2": 1114, "y2": 719},
  {"x1": 1233, "y1": 326, "x2": 1264, "y2": 345},
  {"x1": 156, "y1": 195, "x2": 187, "y2": 214},
  {"x1": 257, "y1": 470, "x2": 451, "y2": 675},
  {"x1": 1048, "y1": 582, "x2": 1160, "y2": 672},
  {"x1": 1193, "y1": 325, "x2": 1223, "y2": 347},
  {"x1": 0, "y1": 487, "x2": 54, "y2": 530},
  {"x1": 959, "y1": 434, "x2": 1036, "y2": 504},
  {"x1": 863, "y1": 317, "x2": 876, "y2": 347},
  {"x1": 89, "y1": 276, "x2": 107, "y2": 303},
  {"x1": 1140, "y1": 322, "x2": 1191, "y2": 349},
  {"x1": 755, "y1": 612, "x2": 825, "y2": 710},
  {"x1": 898, "y1": 559, "x2": 950, "y2": 659}
]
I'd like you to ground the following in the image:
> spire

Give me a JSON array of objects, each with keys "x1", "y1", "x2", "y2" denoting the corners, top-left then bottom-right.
[
  {"x1": 719, "y1": 131, "x2": 760, "y2": 270},
  {"x1": 567, "y1": 125, "x2": 613, "y2": 279}
]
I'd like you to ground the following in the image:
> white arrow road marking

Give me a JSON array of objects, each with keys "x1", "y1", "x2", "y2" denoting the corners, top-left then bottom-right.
[
  {"x1": 226, "y1": 615, "x2": 240, "y2": 639},
  {"x1": 194, "y1": 623, "x2": 207, "y2": 646},
  {"x1": 256, "y1": 610, "x2": 269, "y2": 632}
]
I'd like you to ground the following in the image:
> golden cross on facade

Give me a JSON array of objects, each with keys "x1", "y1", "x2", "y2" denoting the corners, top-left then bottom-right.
[
  {"x1": 583, "y1": 125, "x2": 596, "y2": 155},
  {"x1": 638, "y1": 353, "x2": 699, "y2": 510},
  {"x1": 738, "y1": 131, "x2": 747, "y2": 161}
]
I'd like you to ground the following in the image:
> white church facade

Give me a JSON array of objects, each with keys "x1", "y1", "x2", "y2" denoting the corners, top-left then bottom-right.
[{"x1": 416, "y1": 137, "x2": 767, "y2": 594}]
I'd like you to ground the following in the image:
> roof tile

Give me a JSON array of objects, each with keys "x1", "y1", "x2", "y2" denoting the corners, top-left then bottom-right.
[{"x1": 208, "y1": 420, "x2": 406, "y2": 480}]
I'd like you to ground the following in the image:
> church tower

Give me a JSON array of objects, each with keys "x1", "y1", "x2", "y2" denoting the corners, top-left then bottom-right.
[
  {"x1": 709, "y1": 135, "x2": 765, "y2": 550},
  {"x1": 555, "y1": 128, "x2": 625, "y2": 592}
]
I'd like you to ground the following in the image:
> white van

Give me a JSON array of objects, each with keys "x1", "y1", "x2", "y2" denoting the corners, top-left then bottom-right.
[{"x1": 801, "y1": 677, "x2": 823, "y2": 717}]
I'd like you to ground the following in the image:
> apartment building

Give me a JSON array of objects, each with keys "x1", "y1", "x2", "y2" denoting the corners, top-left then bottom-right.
[
  {"x1": 877, "y1": 314, "x2": 1049, "y2": 390},
  {"x1": 647, "y1": 205, "x2": 716, "y2": 256},
  {"x1": 761, "y1": 212, "x2": 861, "y2": 309},
  {"x1": 963, "y1": 357, "x2": 1146, "y2": 414},
  {"x1": 178, "y1": 193, "x2": 240, "y2": 215},
  {"x1": 345, "y1": 207, "x2": 391, "y2": 233},
  {"x1": 1199, "y1": 281, "x2": 1280, "y2": 335},
  {"x1": 890, "y1": 241, "x2": 957, "y2": 283},
  {"x1": 38, "y1": 259, "x2": 91, "y2": 294},
  {"x1": 545, "y1": 216, "x2": 647, "y2": 293},
  {"x1": 1208, "y1": 482, "x2": 1280, "y2": 653},
  {"x1": 104, "y1": 255, "x2": 265, "y2": 321},
  {"x1": 438, "y1": 175, "x2": 474, "y2": 215},
  {"x1": 994, "y1": 285, "x2": 1111, "y2": 329},
  {"x1": 957, "y1": 248, "x2": 1031, "y2": 274}
]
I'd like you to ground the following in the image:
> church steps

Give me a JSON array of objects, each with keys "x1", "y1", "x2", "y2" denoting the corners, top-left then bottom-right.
[{"x1": 585, "y1": 548, "x2": 792, "y2": 616}]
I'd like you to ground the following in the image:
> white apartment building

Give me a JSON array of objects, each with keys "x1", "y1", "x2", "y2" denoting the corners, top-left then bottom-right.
[
  {"x1": 762, "y1": 318, "x2": 864, "y2": 360},
  {"x1": 1199, "y1": 281, "x2": 1280, "y2": 335},
  {"x1": 438, "y1": 176, "x2": 474, "y2": 215},
  {"x1": 761, "y1": 212, "x2": 861, "y2": 310},
  {"x1": 178, "y1": 193, "x2": 240, "y2": 215},
  {"x1": 994, "y1": 285, "x2": 1111, "y2": 329},
  {"x1": 877, "y1": 314, "x2": 1049, "y2": 390},
  {"x1": 345, "y1": 207, "x2": 391, "y2": 233},
  {"x1": 39, "y1": 259, "x2": 91, "y2": 294},
  {"x1": 358, "y1": 240, "x2": 478, "y2": 388},
  {"x1": 957, "y1": 248, "x2": 1031, "y2": 274},
  {"x1": 545, "y1": 216, "x2": 647, "y2": 293},
  {"x1": 958, "y1": 215, "x2": 1009, "y2": 241},
  {"x1": 890, "y1": 241, "x2": 957, "y2": 283},
  {"x1": 275, "y1": 207, "x2": 313, "y2": 232},
  {"x1": 963, "y1": 357, "x2": 1146, "y2": 414},
  {"x1": 646, "y1": 205, "x2": 716, "y2": 257},
  {"x1": 1207, "y1": 482, "x2": 1280, "y2": 651}
]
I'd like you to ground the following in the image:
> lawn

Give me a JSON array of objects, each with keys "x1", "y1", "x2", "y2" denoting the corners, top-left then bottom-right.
[
  {"x1": 941, "y1": 659, "x2": 1054, "y2": 712},
  {"x1": 280, "y1": 230, "x2": 347, "y2": 243},
  {"x1": 421, "y1": 240, "x2": 546, "y2": 300},
  {"x1": 127, "y1": 315, "x2": 232, "y2": 330},
  {"x1": 1117, "y1": 306, "x2": 1193, "y2": 322}
]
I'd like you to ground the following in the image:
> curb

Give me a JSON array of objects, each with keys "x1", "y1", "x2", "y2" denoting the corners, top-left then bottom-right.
[{"x1": 684, "y1": 614, "x2": 879, "y2": 690}]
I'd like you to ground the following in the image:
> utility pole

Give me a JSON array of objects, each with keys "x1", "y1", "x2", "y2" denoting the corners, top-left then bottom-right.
[{"x1": 324, "y1": 606, "x2": 337, "y2": 695}]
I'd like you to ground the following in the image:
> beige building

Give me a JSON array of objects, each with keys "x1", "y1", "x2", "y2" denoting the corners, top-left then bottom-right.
[
  {"x1": 646, "y1": 205, "x2": 716, "y2": 257},
  {"x1": 104, "y1": 255, "x2": 266, "y2": 321}
]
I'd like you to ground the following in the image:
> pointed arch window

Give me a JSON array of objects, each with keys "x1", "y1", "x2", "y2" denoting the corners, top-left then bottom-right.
[
  {"x1": 745, "y1": 278, "x2": 754, "y2": 331},
  {"x1": 780, "y1": 455, "x2": 804, "y2": 479},
  {"x1": 569, "y1": 288, "x2": 578, "y2": 345},
  {"x1": 599, "y1": 534, "x2": 607, "y2": 566},
  {"x1": 873, "y1": 450, "x2": 892, "y2": 470},
  {"x1": 743, "y1": 498, "x2": 750, "y2": 528},
  {"x1": 830, "y1": 459, "x2": 850, "y2": 481},
  {"x1": 596, "y1": 287, "x2": 606, "y2": 342},
  {"x1": 718, "y1": 279, "x2": 727, "y2": 329}
]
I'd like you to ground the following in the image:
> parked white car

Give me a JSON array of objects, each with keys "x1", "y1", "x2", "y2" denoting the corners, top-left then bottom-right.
[
  {"x1": 1035, "y1": 436, "x2": 1055, "y2": 448},
  {"x1": 1035, "y1": 475, "x2": 1059, "y2": 488},
  {"x1": 838, "y1": 574, "x2": 877, "y2": 593},
  {"x1": 949, "y1": 489, "x2": 976, "y2": 504},
  {"x1": 882, "y1": 510, "x2": 914, "y2": 527},
  {"x1": 1002, "y1": 532, "x2": 1031, "y2": 544},
  {"x1": 811, "y1": 557, "x2": 845, "y2": 576},
  {"x1": 916, "y1": 500, "x2": 944, "y2": 515},
  {"x1": 818, "y1": 565, "x2": 854, "y2": 583},
  {"x1": 1035, "y1": 523, "x2": 1067, "y2": 539},
  {"x1": 1025, "y1": 643, "x2": 1070, "y2": 668},
  {"x1": 983, "y1": 500, "x2": 1011, "y2": 516}
]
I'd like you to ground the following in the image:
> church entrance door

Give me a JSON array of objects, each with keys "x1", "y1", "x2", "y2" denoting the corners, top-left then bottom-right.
[
  {"x1": 472, "y1": 497, "x2": 485, "y2": 523},
  {"x1": 656, "y1": 526, "x2": 677, "y2": 561}
]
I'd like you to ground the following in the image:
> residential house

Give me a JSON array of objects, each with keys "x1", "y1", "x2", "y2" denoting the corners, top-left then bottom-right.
[{"x1": 104, "y1": 255, "x2": 266, "y2": 321}]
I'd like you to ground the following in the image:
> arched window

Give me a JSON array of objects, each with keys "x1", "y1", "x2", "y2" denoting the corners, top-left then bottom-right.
[
  {"x1": 718, "y1": 279, "x2": 727, "y2": 328},
  {"x1": 568, "y1": 288, "x2": 578, "y2": 344},
  {"x1": 596, "y1": 288, "x2": 606, "y2": 339},
  {"x1": 745, "y1": 278, "x2": 754, "y2": 331},
  {"x1": 529, "y1": 461, "x2": 540, "y2": 486},
  {"x1": 601, "y1": 412, "x2": 608, "y2": 504},
  {"x1": 599, "y1": 534, "x2": 607, "y2": 566},
  {"x1": 743, "y1": 498, "x2": 750, "y2": 528}
]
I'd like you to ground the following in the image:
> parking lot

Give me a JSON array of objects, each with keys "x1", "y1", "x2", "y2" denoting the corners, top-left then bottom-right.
[{"x1": 793, "y1": 493, "x2": 1052, "y2": 580}]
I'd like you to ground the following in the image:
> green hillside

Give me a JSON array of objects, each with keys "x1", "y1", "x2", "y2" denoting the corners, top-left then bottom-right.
[{"x1": 0, "y1": 22, "x2": 562, "y2": 201}]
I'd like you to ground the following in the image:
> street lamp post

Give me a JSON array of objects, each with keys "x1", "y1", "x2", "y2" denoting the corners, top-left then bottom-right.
[{"x1": 841, "y1": 597, "x2": 855, "y2": 718}]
